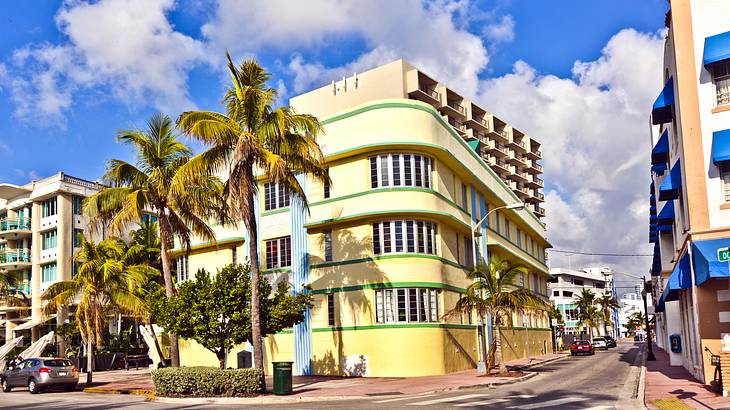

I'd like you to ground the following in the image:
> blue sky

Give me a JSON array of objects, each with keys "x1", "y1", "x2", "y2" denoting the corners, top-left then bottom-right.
[{"x1": 0, "y1": 0, "x2": 668, "y2": 273}]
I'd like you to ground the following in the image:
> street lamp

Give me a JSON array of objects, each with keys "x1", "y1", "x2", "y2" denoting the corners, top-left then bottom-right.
[{"x1": 471, "y1": 202, "x2": 525, "y2": 372}]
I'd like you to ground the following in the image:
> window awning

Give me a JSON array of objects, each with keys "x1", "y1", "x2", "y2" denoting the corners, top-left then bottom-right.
[
  {"x1": 655, "y1": 253, "x2": 691, "y2": 312},
  {"x1": 651, "y1": 243, "x2": 662, "y2": 276},
  {"x1": 467, "y1": 140, "x2": 481, "y2": 153},
  {"x1": 711, "y1": 129, "x2": 730, "y2": 165},
  {"x1": 704, "y1": 31, "x2": 730, "y2": 66},
  {"x1": 659, "y1": 161, "x2": 682, "y2": 201},
  {"x1": 12, "y1": 315, "x2": 56, "y2": 333},
  {"x1": 650, "y1": 204, "x2": 657, "y2": 215},
  {"x1": 652, "y1": 78, "x2": 675, "y2": 125},
  {"x1": 652, "y1": 163, "x2": 667, "y2": 175},
  {"x1": 652, "y1": 129, "x2": 670, "y2": 164},
  {"x1": 650, "y1": 214, "x2": 658, "y2": 223},
  {"x1": 657, "y1": 201, "x2": 675, "y2": 226},
  {"x1": 692, "y1": 238, "x2": 730, "y2": 286}
]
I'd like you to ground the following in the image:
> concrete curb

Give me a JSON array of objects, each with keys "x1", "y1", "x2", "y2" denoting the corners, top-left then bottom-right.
[
  {"x1": 513, "y1": 354, "x2": 571, "y2": 370},
  {"x1": 616, "y1": 342, "x2": 648, "y2": 410}
]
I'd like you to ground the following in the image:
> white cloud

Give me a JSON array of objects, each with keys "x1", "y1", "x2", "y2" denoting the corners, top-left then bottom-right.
[
  {"x1": 4, "y1": 0, "x2": 206, "y2": 125},
  {"x1": 477, "y1": 28, "x2": 665, "y2": 272},
  {"x1": 483, "y1": 14, "x2": 515, "y2": 44},
  {"x1": 204, "y1": 0, "x2": 489, "y2": 96}
]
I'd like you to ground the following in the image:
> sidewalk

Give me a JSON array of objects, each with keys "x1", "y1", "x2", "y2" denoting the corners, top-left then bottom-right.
[
  {"x1": 81, "y1": 351, "x2": 567, "y2": 398},
  {"x1": 644, "y1": 347, "x2": 730, "y2": 410}
]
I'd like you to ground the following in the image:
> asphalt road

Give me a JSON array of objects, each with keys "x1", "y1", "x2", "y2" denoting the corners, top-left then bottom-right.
[{"x1": 0, "y1": 342, "x2": 643, "y2": 410}]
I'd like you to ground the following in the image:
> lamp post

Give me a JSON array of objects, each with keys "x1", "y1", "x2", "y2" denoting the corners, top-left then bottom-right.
[{"x1": 471, "y1": 202, "x2": 525, "y2": 372}]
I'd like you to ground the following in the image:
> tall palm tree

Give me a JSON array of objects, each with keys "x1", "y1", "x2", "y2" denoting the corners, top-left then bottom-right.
[
  {"x1": 447, "y1": 255, "x2": 549, "y2": 374},
  {"x1": 84, "y1": 113, "x2": 224, "y2": 367},
  {"x1": 596, "y1": 293, "x2": 620, "y2": 337},
  {"x1": 42, "y1": 235, "x2": 155, "y2": 384},
  {"x1": 578, "y1": 305, "x2": 603, "y2": 340},
  {"x1": 177, "y1": 54, "x2": 329, "y2": 388},
  {"x1": 574, "y1": 288, "x2": 595, "y2": 312}
]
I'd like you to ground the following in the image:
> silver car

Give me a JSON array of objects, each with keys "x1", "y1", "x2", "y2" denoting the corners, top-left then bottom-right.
[{"x1": 1, "y1": 358, "x2": 79, "y2": 394}]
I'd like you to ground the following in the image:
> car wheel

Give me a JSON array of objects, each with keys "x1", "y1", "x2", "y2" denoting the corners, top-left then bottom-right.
[
  {"x1": 28, "y1": 378, "x2": 41, "y2": 394},
  {"x1": 1, "y1": 378, "x2": 11, "y2": 392},
  {"x1": 65, "y1": 383, "x2": 77, "y2": 392}
]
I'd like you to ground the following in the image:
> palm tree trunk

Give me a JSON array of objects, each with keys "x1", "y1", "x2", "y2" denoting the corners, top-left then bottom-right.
[
  {"x1": 495, "y1": 318, "x2": 507, "y2": 374},
  {"x1": 86, "y1": 342, "x2": 93, "y2": 385},
  {"x1": 148, "y1": 323, "x2": 165, "y2": 367},
  {"x1": 158, "y1": 214, "x2": 180, "y2": 368},
  {"x1": 246, "y1": 192, "x2": 266, "y2": 392}
]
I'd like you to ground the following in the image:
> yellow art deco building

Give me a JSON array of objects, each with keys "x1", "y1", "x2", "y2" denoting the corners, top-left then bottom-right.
[{"x1": 177, "y1": 60, "x2": 552, "y2": 377}]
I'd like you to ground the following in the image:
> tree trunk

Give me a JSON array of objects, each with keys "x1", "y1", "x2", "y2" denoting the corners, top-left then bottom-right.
[
  {"x1": 158, "y1": 214, "x2": 180, "y2": 368},
  {"x1": 495, "y1": 319, "x2": 507, "y2": 374},
  {"x1": 246, "y1": 193, "x2": 266, "y2": 392},
  {"x1": 86, "y1": 343, "x2": 93, "y2": 385},
  {"x1": 217, "y1": 351, "x2": 226, "y2": 370},
  {"x1": 148, "y1": 323, "x2": 165, "y2": 367}
]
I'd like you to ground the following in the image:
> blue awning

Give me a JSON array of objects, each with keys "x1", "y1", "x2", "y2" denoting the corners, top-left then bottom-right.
[
  {"x1": 652, "y1": 78, "x2": 675, "y2": 125},
  {"x1": 657, "y1": 225, "x2": 673, "y2": 232},
  {"x1": 655, "y1": 253, "x2": 692, "y2": 312},
  {"x1": 652, "y1": 129, "x2": 670, "y2": 164},
  {"x1": 692, "y1": 238, "x2": 730, "y2": 286},
  {"x1": 712, "y1": 129, "x2": 730, "y2": 165},
  {"x1": 659, "y1": 161, "x2": 682, "y2": 201},
  {"x1": 657, "y1": 201, "x2": 675, "y2": 226},
  {"x1": 704, "y1": 31, "x2": 730, "y2": 66},
  {"x1": 650, "y1": 214, "x2": 658, "y2": 223},
  {"x1": 650, "y1": 205, "x2": 657, "y2": 215},
  {"x1": 652, "y1": 163, "x2": 667, "y2": 175},
  {"x1": 651, "y1": 243, "x2": 662, "y2": 276}
]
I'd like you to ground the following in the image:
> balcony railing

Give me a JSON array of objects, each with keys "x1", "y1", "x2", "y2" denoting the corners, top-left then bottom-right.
[
  {"x1": 447, "y1": 117, "x2": 466, "y2": 132},
  {"x1": 535, "y1": 192, "x2": 545, "y2": 200},
  {"x1": 0, "y1": 249, "x2": 31, "y2": 264},
  {"x1": 420, "y1": 86, "x2": 439, "y2": 101},
  {"x1": 0, "y1": 217, "x2": 31, "y2": 232},
  {"x1": 447, "y1": 101, "x2": 465, "y2": 114},
  {"x1": 499, "y1": 130, "x2": 510, "y2": 138}
]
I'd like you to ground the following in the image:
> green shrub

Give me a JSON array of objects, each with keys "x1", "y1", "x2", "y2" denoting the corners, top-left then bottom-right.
[{"x1": 152, "y1": 367, "x2": 264, "y2": 397}]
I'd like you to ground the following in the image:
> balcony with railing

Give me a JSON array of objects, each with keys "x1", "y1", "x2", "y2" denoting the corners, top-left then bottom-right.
[
  {"x1": 446, "y1": 116, "x2": 467, "y2": 134},
  {"x1": 526, "y1": 175, "x2": 544, "y2": 188},
  {"x1": 525, "y1": 160, "x2": 544, "y2": 174},
  {"x1": 508, "y1": 129, "x2": 527, "y2": 152},
  {"x1": 487, "y1": 117, "x2": 510, "y2": 143},
  {"x1": 465, "y1": 104, "x2": 489, "y2": 131},
  {"x1": 485, "y1": 139, "x2": 509, "y2": 158},
  {"x1": 439, "y1": 88, "x2": 467, "y2": 120},
  {"x1": 507, "y1": 152, "x2": 528, "y2": 167},
  {"x1": 407, "y1": 71, "x2": 441, "y2": 106},
  {"x1": 532, "y1": 205, "x2": 546, "y2": 217},
  {"x1": 488, "y1": 157, "x2": 511, "y2": 175},
  {"x1": 0, "y1": 217, "x2": 32, "y2": 240},
  {"x1": 0, "y1": 249, "x2": 31, "y2": 271},
  {"x1": 525, "y1": 146, "x2": 542, "y2": 160}
]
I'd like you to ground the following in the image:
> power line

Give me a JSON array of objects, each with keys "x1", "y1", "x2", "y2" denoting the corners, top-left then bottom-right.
[{"x1": 547, "y1": 249, "x2": 653, "y2": 257}]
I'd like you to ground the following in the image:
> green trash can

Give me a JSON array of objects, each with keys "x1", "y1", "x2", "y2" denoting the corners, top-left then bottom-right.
[{"x1": 273, "y1": 361, "x2": 294, "y2": 395}]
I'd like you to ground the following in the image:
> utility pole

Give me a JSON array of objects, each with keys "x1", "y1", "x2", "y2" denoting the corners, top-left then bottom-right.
[{"x1": 642, "y1": 280, "x2": 656, "y2": 361}]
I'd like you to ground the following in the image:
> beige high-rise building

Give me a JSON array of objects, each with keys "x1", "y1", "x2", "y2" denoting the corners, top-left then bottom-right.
[{"x1": 0, "y1": 173, "x2": 101, "y2": 344}]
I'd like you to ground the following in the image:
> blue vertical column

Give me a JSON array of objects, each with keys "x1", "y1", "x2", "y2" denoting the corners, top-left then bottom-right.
[
  {"x1": 291, "y1": 175, "x2": 312, "y2": 375},
  {"x1": 478, "y1": 192, "x2": 492, "y2": 347}
]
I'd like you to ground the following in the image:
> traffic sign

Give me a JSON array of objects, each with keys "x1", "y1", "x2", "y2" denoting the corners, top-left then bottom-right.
[{"x1": 719, "y1": 247, "x2": 730, "y2": 262}]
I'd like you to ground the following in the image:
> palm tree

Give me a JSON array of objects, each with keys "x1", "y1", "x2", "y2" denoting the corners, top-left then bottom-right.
[
  {"x1": 578, "y1": 305, "x2": 603, "y2": 340},
  {"x1": 447, "y1": 256, "x2": 549, "y2": 374},
  {"x1": 177, "y1": 54, "x2": 329, "y2": 388},
  {"x1": 574, "y1": 288, "x2": 595, "y2": 311},
  {"x1": 42, "y1": 235, "x2": 155, "y2": 384},
  {"x1": 84, "y1": 113, "x2": 224, "y2": 367},
  {"x1": 596, "y1": 293, "x2": 620, "y2": 337}
]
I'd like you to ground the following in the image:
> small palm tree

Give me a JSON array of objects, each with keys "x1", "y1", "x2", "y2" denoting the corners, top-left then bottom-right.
[
  {"x1": 596, "y1": 293, "x2": 620, "y2": 337},
  {"x1": 177, "y1": 54, "x2": 329, "y2": 389},
  {"x1": 578, "y1": 305, "x2": 603, "y2": 340},
  {"x1": 42, "y1": 235, "x2": 155, "y2": 384},
  {"x1": 84, "y1": 113, "x2": 224, "y2": 367},
  {"x1": 447, "y1": 255, "x2": 549, "y2": 374}
]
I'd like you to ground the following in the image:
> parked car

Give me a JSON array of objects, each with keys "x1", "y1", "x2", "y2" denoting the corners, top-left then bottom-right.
[
  {"x1": 592, "y1": 337, "x2": 608, "y2": 350},
  {"x1": 605, "y1": 336, "x2": 617, "y2": 348},
  {"x1": 570, "y1": 340, "x2": 595, "y2": 356},
  {"x1": 1, "y1": 358, "x2": 79, "y2": 394}
]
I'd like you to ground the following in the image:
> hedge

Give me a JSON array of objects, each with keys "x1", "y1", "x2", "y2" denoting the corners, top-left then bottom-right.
[{"x1": 152, "y1": 367, "x2": 264, "y2": 397}]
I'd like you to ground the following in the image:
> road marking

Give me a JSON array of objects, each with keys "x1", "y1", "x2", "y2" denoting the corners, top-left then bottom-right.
[
  {"x1": 407, "y1": 393, "x2": 487, "y2": 406},
  {"x1": 454, "y1": 398, "x2": 510, "y2": 407},
  {"x1": 374, "y1": 394, "x2": 436, "y2": 403},
  {"x1": 508, "y1": 397, "x2": 589, "y2": 409}
]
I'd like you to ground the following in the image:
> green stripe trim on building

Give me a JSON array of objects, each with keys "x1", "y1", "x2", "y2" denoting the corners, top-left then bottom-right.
[
  {"x1": 262, "y1": 267, "x2": 293, "y2": 275},
  {"x1": 170, "y1": 237, "x2": 246, "y2": 254},
  {"x1": 311, "y1": 253, "x2": 468, "y2": 271},
  {"x1": 319, "y1": 100, "x2": 547, "y2": 231},
  {"x1": 304, "y1": 208, "x2": 471, "y2": 231},
  {"x1": 276, "y1": 323, "x2": 478, "y2": 334},
  {"x1": 309, "y1": 281, "x2": 466, "y2": 295},
  {"x1": 310, "y1": 186, "x2": 470, "y2": 216},
  {"x1": 261, "y1": 207, "x2": 291, "y2": 217}
]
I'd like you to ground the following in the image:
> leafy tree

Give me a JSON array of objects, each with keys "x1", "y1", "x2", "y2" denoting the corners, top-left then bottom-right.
[
  {"x1": 150, "y1": 263, "x2": 311, "y2": 369},
  {"x1": 84, "y1": 113, "x2": 225, "y2": 367},
  {"x1": 177, "y1": 55, "x2": 328, "y2": 386},
  {"x1": 596, "y1": 293, "x2": 621, "y2": 337},
  {"x1": 42, "y1": 235, "x2": 155, "y2": 384},
  {"x1": 447, "y1": 255, "x2": 549, "y2": 374}
]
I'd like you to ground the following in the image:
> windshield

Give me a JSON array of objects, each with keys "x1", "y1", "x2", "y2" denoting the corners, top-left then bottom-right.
[{"x1": 43, "y1": 359, "x2": 73, "y2": 367}]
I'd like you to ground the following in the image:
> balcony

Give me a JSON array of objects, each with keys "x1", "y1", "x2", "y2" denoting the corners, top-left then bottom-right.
[
  {"x1": 526, "y1": 176, "x2": 544, "y2": 188},
  {"x1": 508, "y1": 139, "x2": 527, "y2": 152},
  {"x1": 407, "y1": 71, "x2": 441, "y2": 106},
  {"x1": 0, "y1": 249, "x2": 31, "y2": 271},
  {"x1": 486, "y1": 140, "x2": 509, "y2": 158},
  {"x1": 508, "y1": 170, "x2": 530, "y2": 183},
  {"x1": 466, "y1": 115, "x2": 490, "y2": 132},
  {"x1": 525, "y1": 161, "x2": 544, "y2": 174},
  {"x1": 0, "y1": 218, "x2": 31, "y2": 241},
  {"x1": 526, "y1": 190, "x2": 545, "y2": 204},
  {"x1": 488, "y1": 157, "x2": 511, "y2": 175},
  {"x1": 442, "y1": 101, "x2": 466, "y2": 118},
  {"x1": 525, "y1": 148, "x2": 542, "y2": 160},
  {"x1": 513, "y1": 185, "x2": 531, "y2": 199},
  {"x1": 533, "y1": 205, "x2": 546, "y2": 217},
  {"x1": 447, "y1": 117, "x2": 467, "y2": 135},
  {"x1": 507, "y1": 152, "x2": 528, "y2": 167}
]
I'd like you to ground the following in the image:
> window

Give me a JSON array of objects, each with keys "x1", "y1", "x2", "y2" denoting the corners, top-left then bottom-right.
[
  {"x1": 505, "y1": 219, "x2": 511, "y2": 240},
  {"x1": 713, "y1": 61, "x2": 730, "y2": 106},
  {"x1": 327, "y1": 293, "x2": 335, "y2": 326},
  {"x1": 464, "y1": 236, "x2": 473, "y2": 268},
  {"x1": 372, "y1": 220, "x2": 436, "y2": 256},
  {"x1": 374, "y1": 288, "x2": 439, "y2": 323},
  {"x1": 232, "y1": 247, "x2": 237, "y2": 265},
  {"x1": 563, "y1": 291, "x2": 573, "y2": 298},
  {"x1": 41, "y1": 263, "x2": 57, "y2": 283},
  {"x1": 530, "y1": 238, "x2": 535, "y2": 256},
  {"x1": 516, "y1": 228, "x2": 522, "y2": 248},
  {"x1": 456, "y1": 234, "x2": 460, "y2": 264},
  {"x1": 72, "y1": 195, "x2": 83, "y2": 215},
  {"x1": 461, "y1": 183, "x2": 468, "y2": 209},
  {"x1": 42, "y1": 230, "x2": 58, "y2": 250},
  {"x1": 721, "y1": 163, "x2": 730, "y2": 202},
  {"x1": 553, "y1": 291, "x2": 560, "y2": 297},
  {"x1": 265, "y1": 236, "x2": 291, "y2": 269},
  {"x1": 73, "y1": 229, "x2": 83, "y2": 247},
  {"x1": 176, "y1": 255, "x2": 189, "y2": 282},
  {"x1": 565, "y1": 308, "x2": 578, "y2": 321},
  {"x1": 324, "y1": 230, "x2": 333, "y2": 262},
  {"x1": 41, "y1": 198, "x2": 57, "y2": 218},
  {"x1": 573, "y1": 279, "x2": 584, "y2": 286},
  {"x1": 264, "y1": 182, "x2": 290, "y2": 211},
  {"x1": 323, "y1": 175, "x2": 331, "y2": 199},
  {"x1": 369, "y1": 153, "x2": 433, "y2": 189}
]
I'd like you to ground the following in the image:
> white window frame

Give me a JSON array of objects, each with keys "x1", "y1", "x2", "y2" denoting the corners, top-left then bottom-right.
[
  {"x1": 264, "y1": 182, "x2": 290, "y2": 211},
  {"x1": 372, "y1": 220, "x2": 437, "y2": 256},
  {"x1": 374, "y1": 288, "x2": 440, "y2": 324},
  {"x1": 265, "y1": 236, "x2": 292, "y2": 269},
  {"x1": 369, "y1": 153, "x2": 433, "y2": 189},
  {"x1": 324, "y1": 230, "x2": 333, "y2": 262},
  {"x1": 176, "y1": 255, "x2": 189, "y2": 282}
]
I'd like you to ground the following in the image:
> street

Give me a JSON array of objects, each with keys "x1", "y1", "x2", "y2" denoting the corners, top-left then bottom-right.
[{"x1": 0, "y1": 342, "x2": 642, "y2": 410}]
